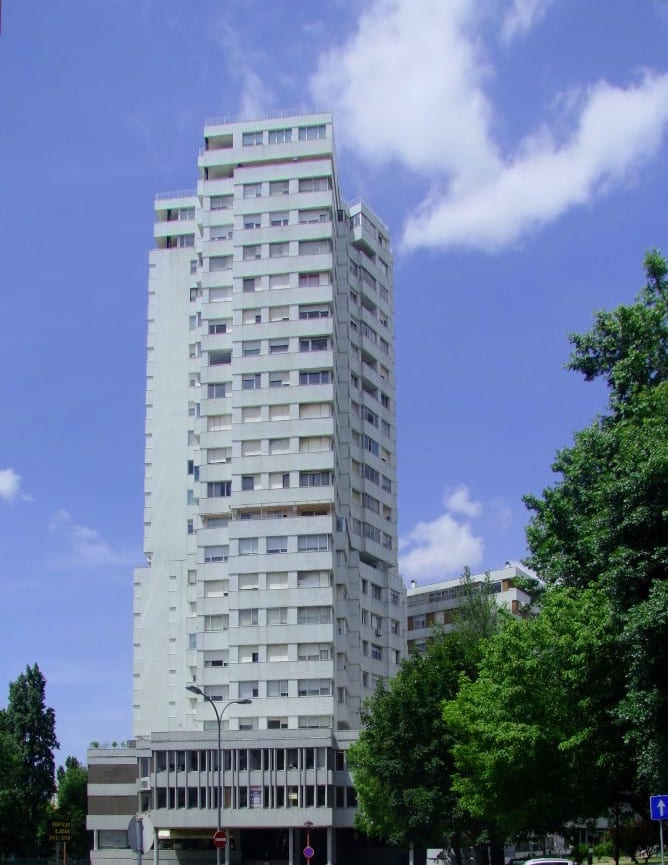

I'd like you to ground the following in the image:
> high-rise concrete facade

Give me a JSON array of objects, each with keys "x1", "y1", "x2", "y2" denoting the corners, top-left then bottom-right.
[{"x1": 87, "y1": 113, "x2": 404, "y2": 865}]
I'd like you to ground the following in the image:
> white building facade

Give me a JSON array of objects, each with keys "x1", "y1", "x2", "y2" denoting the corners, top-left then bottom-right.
[{"x1": 88, "y1": 112, "x2": 404, "y2": 865}]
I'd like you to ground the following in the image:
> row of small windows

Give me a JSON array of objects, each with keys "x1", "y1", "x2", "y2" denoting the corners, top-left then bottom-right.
[
  {"x1": 241, "y1": 124, "x2": 327, "y2": 147},
  {"x1": 192, "y1": 570, "x2": 332, "y2": 590},
  {"x1": 208, "y1": 208, "x2": 332, "y2": 239},
  {"x1": 202, "y1": 535, "x2": 332, "y2": 561},
  {"x1": 149, "y1": 782, "x2": 355, "y2": 812},
  {"x1": 207, "y1": 177, "x2": 331, "y2": 213}
]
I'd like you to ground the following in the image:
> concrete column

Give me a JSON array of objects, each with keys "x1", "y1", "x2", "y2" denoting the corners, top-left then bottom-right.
[
  {"x1": 153, "y1": 827, "x2": 159, "y2": 865},
  {"x1": 289, "y1": 828, "x2": 295, "y2": 865},
  {"x1": 326, "y1": 826, "x2": 333, "y2": 865}
]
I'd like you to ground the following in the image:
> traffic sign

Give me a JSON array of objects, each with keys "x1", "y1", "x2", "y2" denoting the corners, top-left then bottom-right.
[
  {"x1": 214, "y1": 829, "x2": 228, "y2": 848},
  {"x1": 650, "y1": 795, "x2": 668, "y2": 821},
  {"x1": 303, "y1": 845, "x2": 315, "y2": 859}
]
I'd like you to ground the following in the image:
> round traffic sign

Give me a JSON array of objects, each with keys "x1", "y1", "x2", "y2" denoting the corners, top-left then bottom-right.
[
  {"x1": 213, "y1": 829, "x2": 228, "y2": 849},
  {"x1": 303, "y1": 846, "x2": 315, "y2": 859}
]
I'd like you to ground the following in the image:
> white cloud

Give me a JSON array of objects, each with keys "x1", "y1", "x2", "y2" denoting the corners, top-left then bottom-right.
[
  {"x1": 0, "y1": 467, "x2": 22, "y2": 502},
  {"x1": 309, "y1": 0, "x2": 668, "y2": 252},
  {"x1": 403, "y1": 73, "x2": 668, "y2": 252},
  {"x1": 310, "y1": 0, "x2": 501, "y2": 184},
  {"x1": 501, "y1": 0, "x2": 554, "y2": 42},
  {"x1": 445, "y1": 484, "x2": 482, "y2": 518},
  {"x1": 49, "y1": 509, "x2": 136, "y2": 569},
  {"x1": 399, "y1": 485, "x2": 484, "y2": 581}
]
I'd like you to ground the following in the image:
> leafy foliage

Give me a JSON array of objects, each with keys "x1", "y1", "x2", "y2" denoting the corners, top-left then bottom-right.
[
  {"x1": 444, "y1": 587, "x2": 629, "y2": 837},
  {"x1": 524, "y1": 250, "x2": 668, "y2": 801},
  {"x1": 0, "y1": 664, "x2": 59, "y2": 855},
  {"x1": 55, "y1": 756, "x2": 90, "y2": 858}
]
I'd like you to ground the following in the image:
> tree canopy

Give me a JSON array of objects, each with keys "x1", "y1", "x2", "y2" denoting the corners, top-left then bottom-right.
[{"x1": 0, "y1": 663, "x2": 59, "y2": 855}]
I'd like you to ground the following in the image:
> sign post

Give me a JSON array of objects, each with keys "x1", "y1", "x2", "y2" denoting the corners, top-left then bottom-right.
[
  {"x1": 650, "y1": 795, "x2": 667, "y2": 865},
  {"x1": 213, "y1": 829, "x2": 228, "y2": 849}
]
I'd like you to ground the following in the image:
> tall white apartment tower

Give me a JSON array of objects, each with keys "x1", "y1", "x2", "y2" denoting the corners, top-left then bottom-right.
[
  {"x1": 134, "y1": 112, "x2": 402, "y2": 742},
  {"x1": 89, "y1": 114, "x2": 404, "y2": 864}
]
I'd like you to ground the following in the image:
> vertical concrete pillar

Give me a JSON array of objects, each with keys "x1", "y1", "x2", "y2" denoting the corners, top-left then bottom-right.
[
  {"x1": 326, "y1": 826, "x2": 334, "y2": 865},
  {"x1": 289, "y1": 827, "x2": 295, "y2": 865}
]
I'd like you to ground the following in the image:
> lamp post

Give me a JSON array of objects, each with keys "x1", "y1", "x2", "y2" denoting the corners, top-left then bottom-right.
[{"x1": 186, "y1": 686, "x2": 252, "y2": 865}]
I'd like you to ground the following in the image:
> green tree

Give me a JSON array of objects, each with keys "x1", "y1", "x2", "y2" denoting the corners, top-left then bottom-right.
[
  {"x1": 55, "y1": 756, "x2": 90, "y2": 858},
  {"x1": 0, "y1": 729, "x2": 21, "y2": 853},
  {"x1": 443, "y1": 587, "x2": 629, "y2": 838},
  {"x1": 0, "y1": 663, "x2": 59, "y2": 855},
  {"x1": 523, "y1": 250, "x2": 668, "y2": 797},
  {"x1": 349, "y1": 573, "x2": 507, "y2": 864}
]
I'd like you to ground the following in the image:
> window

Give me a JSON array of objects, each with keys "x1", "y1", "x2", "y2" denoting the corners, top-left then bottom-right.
[
  {"x1": 210, "y1": 255, "x2": 232, "y2": 271},
  {"x1": 268, "y1": 128, "x2": 292, "y2": 144},
  {"x1": 298, "y1": 124, "x2": 326, "y2": 141},
  {"x1": 267, "y1": 607, "x2": 288, "y2": 625},
  {"x1": 207, "y1": 481, "x2": 231, "y2": 498},
  {"x1": 241, "y1": 440, "x2": 261, "y2": 456},
  {"x1": 242, "y1": 277, "x2": 258, "y2": 293},
  {"x1": 297, "y1": 572, "x2": 330, "y2": 592},
  {"x1": 299, "y1": 471, "x2": 332, "y2": 488},
  {"x1": 207, "y1": 415, "x2": 231, "y2": 431},
  {"x1": 299, "y1": 402, "x2": 332, "y2": 419},
  {"x1": 242, "y1": 340, "x2": 261, "y2": 357},
  {"x1": 269, "y1": 242, "x2": 290, "y2": 258},
  {"x1": 371, "y1": 644, "x2": 383, "y2": 661},
  {"x1": 297, "y1": 605, "x2": 332, "y2": 624},
  {"x1": 298, "y1": 679, "x2": 332, "y2": 696},
  {"x1": 364, "y1": 464, "x2": 380, "y2": 484},
  {"x1": 269, "y1": 273, "x2": 291, "y2": 290},
  {"x1": 299, "y1": 271, "x2": 331, "y2": 287},
  {"x1": 238, "y1": 573, "x2": 259, "y2": 590},
  {"x1": 241, "y1": 476, "x2": 257, "y2": 491},
  {"x1": 210, "y1": 225, "x2": 233, "y2": 241},
  {"x1": 299, "y1": 304, "x2": 330, "y2": 319},
  {"x1": 267, "y1": 644, "x2": 289, "y2": 661},
  {"x1": 175, "y1": 234, "x2": 195, "y2": 247},
  {"x1": 243, "y1": 183, "x2": 262, "y2": 199},
  {"x1": 242, "y1": 406, "x2": 261, "y2": 422},
  {"x1": 299, "y1": 436, "x2": 331, "y2": 453},
  {"x1": 299, "y1": 337, "x2": 329, "y2": 352},
  {"x1": 267, "y1": 536, "x2": 288, "y2": 554},
  {"x1": 371, "y1": 584, "x2": 382, "y2": 601},
  {"x1": 238, "y1": 647, "x2": 259, "y2": 666},
  {"x1": 299, "y1": 370, "x2": 332, "y2": 385},
  {"x1": 298, "y1": 643, "x2": 331, "y2": 661},
  {"x1": 207, "y1": 447, "x2": 231, "y2": 464},
  {"x1": 242, "y1": 309, "x2": 262, "y2": 325},
  {"x1": 267, "y1": 680, "x2": 289, "y2": 697},
  {"x1": 204, "y1": 545, "x2": 229, "y2": 563},
  {"x1": 299, "y1": 239, "x2": 332, "y2": 256},
  {"x1": 269, "y1": 305, "x2": 290, "y2": 322},
  {"x1": 211, "y1": 195, "x2": 233, "y2": 210},
  {"x1": 267, "y1": 371, "x2": 289, "y2": 390},
  {"x1": 299, "y1": 176, "x2": 331, "y2": 193},
  {"x1": 299, "y1": 208, "x2": 331, "y2": 224},
  {"x1": 269, "y1": 471, "x2": 290, "y2": 488},
  {"x1": 269, "y1": 438, "x2": 290, "y2": 454},
  {"x1": 269, "y1": 179, "x2": 290, "y2": 195},
  {"x1": 204, "y1": 615, "x2": 228, "y2": 631},
  {"x1": 268, "y1": 717, "x2": 288, "y2": 730},
  {"x1": 239, "y1": 608, "x2": 259, "y2": 626},
  {"x1": 267, "y1": 571, "x2": 289, "y2": 589},
  {"x1": 243, "y1": 244, "x2": 262, "y2": 261},
  {"x1": 362, "y1": 434, "x2": 379, "y2": 455},
  {"x1": 208, "y1": 321, "x2": 227, "y2": 335},
  {"x1": 244, "y1": 213, "x2": 262, "y2": 230},
  {"x1": 242, "y1": 374, "x2": 261, "y2": 390},
  {"x1": 209, "y1": 285, "x2": 231, "y2": 302},
  {"x1": 239, "y1": 538, "x2": 259, "y2": 555},
  {"x1": 298, "y1": 716, "x2": 331, "y2": 729},
  {"x1": 298, "y1": 534, "x2": 331, "y2": 552},
  {"x1": 269, "y1": 339, "x2": 289, "y2": 354},
  {"x1": 242, "y1": 131, "x2": 263, "y2": 146},
  {"x1": 239, "y1": 681, "x2": 259, "y2": 698},
  {"x1": 270, "y1": 211, "x2": 289, "y2": 227},
  {"x1": 203, "y1": 516, "x2": 228, "y2": 530}
]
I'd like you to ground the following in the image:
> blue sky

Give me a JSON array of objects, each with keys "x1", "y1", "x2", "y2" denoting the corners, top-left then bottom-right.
[{"x1": 1, "y1": 0, "x2": 667, "y2": 763}]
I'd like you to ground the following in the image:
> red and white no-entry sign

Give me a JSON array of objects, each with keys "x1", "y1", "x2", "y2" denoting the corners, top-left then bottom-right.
[{"x1": 213, "y1": 830, "x2": 228, "y2": 849}]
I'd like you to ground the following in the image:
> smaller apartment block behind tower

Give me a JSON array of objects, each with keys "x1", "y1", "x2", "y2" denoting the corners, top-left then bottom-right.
[{"x1": 134, "y1": 112, "x2": 402, "y2": 739}]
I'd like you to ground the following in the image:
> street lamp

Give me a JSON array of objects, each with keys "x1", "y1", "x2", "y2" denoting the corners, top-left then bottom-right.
[{"x1": 186, "y1": 685, "x2": 252, "y2": 865}]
